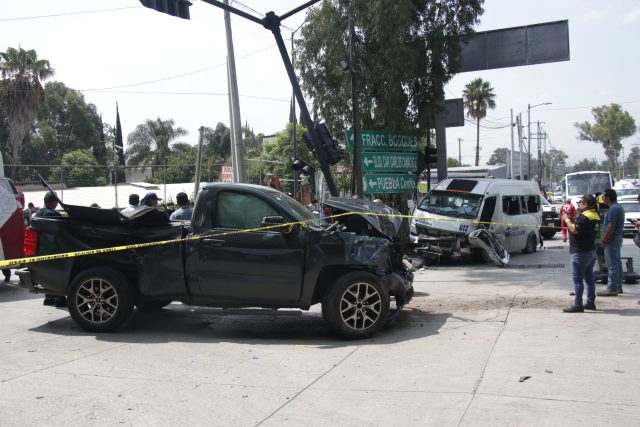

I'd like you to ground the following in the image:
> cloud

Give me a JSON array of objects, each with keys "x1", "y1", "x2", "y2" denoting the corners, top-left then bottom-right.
[{"x1": 623, "y1": 7, "x2": 640, "y2": 23}]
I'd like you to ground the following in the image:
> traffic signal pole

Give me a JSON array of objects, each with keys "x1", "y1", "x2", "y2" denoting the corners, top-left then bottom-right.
[
  {"x1": 200, "y1": 0, "x2": 337, "y2": 196},
  {"x1": 141, "y1": 0, "x2": 337, "y2": 195}
]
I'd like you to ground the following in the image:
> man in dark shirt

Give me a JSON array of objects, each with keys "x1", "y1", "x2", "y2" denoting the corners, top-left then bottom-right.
[
  {"x1": 34, "y1": 192, "x2": 66, "y2": 307},
  {"x1": 562, "y1": 194, "x2": 600, "y2": 313}
]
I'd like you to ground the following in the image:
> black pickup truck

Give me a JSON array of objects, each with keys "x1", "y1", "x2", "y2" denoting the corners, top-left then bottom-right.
[{"x1": 18, "y1": 183, "x2": 413, "y2": 339}]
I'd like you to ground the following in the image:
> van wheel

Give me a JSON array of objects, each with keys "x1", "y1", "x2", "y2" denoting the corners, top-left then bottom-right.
[
  {"x1": 67, "y1": 267, "x2": 134, "y2": 333},
  {"x1": 523, "y1": 234, "x2": 537, "y2": 254},
  {"x1": 322, "y1": 272, "x2": 390, "y2": 340}
]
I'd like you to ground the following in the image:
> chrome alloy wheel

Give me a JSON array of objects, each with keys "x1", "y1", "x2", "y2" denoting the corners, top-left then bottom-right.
[
  {"x1": 339, "y1": 282, "x2": 382, "y2": 330},
  {"x1": 75, "y1": 278, "x2": 119, "y2": 324}
]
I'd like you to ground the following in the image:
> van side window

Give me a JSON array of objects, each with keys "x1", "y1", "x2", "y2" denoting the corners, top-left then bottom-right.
[
  {"x1": 527, "y1": 195, "x2": 540, "y2": 213},
  {"x1": 502, "y1": 196, "x2": 521, "y2": 216}
]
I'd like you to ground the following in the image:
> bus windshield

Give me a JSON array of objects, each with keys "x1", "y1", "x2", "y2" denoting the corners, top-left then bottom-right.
[
  {"x1": 566, "y1": 172, "x2": 612, "y2": 196},
  {"x1": 418, "y1": 190, "x2": 484, "y2": 219}
]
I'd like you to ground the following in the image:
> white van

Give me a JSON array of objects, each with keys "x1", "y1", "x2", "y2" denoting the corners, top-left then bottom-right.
[{"x1": 410, "y1": 178, "x2": 542, "y2": 259}]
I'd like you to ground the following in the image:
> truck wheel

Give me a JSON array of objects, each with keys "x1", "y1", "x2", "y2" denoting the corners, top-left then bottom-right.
[
  {"x1": 522, "y1": 234, "x2": 537, "y2": 254},
  {"x1": 322, "y1": 272, "x2": 390, "y2": 340},
  {"x1": 67, "y1": 267, "x2": 134, "y2": 333},
  {"x1": 541, "y1": 231, "x2": 556, "y2": 239}
]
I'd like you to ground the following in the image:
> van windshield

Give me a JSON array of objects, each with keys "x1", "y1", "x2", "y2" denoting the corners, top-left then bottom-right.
[{"x1": 418, "y1": 190, "x2": 484, "y2": 219}]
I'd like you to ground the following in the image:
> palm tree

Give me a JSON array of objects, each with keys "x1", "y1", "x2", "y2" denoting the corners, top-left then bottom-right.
[
  {"x1": 126, "y1": 118, "x2": 188, "y2": 177},
  {"x1": 0, "y1": 47, "x2": 54, "y2": 178},
  {"x1": 462, "y1": 78, "x2": 496, "y2": 166}
]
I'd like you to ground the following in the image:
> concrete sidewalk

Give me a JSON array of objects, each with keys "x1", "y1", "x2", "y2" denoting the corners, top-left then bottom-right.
[{"x1": 1, "y1": 237, "x2": 639, "y2": 426}]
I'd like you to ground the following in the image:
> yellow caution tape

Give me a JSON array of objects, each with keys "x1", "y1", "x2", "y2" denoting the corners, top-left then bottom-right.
[{"x1": 0, "y1": 211, "x2": 560, "y2": 269}]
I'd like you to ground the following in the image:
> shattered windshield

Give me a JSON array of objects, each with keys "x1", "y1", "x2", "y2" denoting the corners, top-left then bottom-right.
[
  {"x1": 271, "y1": 192, "x2": 329, "y2": 229},
  {"x1": 417, "y1": 190, "x2": 484, "y2": 219}
]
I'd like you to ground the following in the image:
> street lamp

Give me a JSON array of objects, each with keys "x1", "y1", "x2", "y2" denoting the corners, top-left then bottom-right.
[
  {"x1": 527, "y1": 102, "x2": 552, "y2": 181},
  {"x1": 290, "y1": 22, "x2": 305, "y2": 201}
]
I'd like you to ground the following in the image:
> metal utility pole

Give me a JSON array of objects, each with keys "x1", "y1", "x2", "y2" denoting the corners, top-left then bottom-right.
[
  {"x1": 194, "y1": 126, "x2": 205, "y2": 198},
  {"x1": 510, "y1": 109, "x2": 515, "y2": 179},
  {"x1": 517, "y1": 114, "x2": 524, "y2": 180},
  {"x1": 349, "y1": 18, "x2": 362, "y2": 198},
  {"x1": 223, "y1": 0, "x2": 245, "y2": 183},
  {"x1": 457, "y1": 138, "x2": 463, "y2": 165},
  {"x1": 112, "y1": 137, "x2": 118, "y2": 208},
  {"x1": 537, "y1": 121, "x2": 542, "y2": 185}
]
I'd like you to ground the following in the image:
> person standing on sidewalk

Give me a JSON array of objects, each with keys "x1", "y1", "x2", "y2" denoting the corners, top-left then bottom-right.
[
  {"x1": 598, "y1": 189, "x2": 625, "y2": 297},
  {"x1": 562, "y1": 194, "x2": 600, "y2": 313},
  {"x1": 560, "y1": 198, "x2": 575, "y2": 242}
]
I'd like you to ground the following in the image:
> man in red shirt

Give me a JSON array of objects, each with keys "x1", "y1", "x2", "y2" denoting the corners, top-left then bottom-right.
[{"x1": 561, "y1": 198, "x2": 576, "y2": 242}]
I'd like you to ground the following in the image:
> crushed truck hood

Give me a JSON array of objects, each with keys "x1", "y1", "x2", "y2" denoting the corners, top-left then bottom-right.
[{"x1": 323, "y1": 197, "x2": 403, "y2": 241}]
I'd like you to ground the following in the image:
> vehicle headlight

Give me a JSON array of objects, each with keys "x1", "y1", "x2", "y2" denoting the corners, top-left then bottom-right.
[{"x1": 410, "y1": 218, "x2": 417, "y2": 234}]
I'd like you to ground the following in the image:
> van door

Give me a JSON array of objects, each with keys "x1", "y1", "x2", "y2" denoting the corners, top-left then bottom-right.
[{"x1": 500, "y1": 195, "x2": 527, "y2": 252}]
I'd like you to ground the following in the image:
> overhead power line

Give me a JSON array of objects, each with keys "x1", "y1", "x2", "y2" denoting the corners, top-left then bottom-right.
[{"x1": 0, "y1": 6, "x2": 141, "y2": 22}]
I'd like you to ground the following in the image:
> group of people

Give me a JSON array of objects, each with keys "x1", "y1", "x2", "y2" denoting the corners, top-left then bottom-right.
[
  {"x1": 561, "y1": 188, "x2": 627, "y2": 313},
  {"x1": 121, "y1": 191, "x2": 193, "y2": 221}
]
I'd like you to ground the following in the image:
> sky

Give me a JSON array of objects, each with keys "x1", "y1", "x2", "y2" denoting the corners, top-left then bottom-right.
[{"x1": 1, "y1": 0, "x2": 639, "y2": 168}]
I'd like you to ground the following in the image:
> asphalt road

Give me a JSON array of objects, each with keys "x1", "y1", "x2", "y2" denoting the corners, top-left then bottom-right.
[{"x1": 1, "y1": 234, "x2": 639, "y2": 426}]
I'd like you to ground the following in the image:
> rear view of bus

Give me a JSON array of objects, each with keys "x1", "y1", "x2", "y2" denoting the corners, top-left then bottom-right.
[{"x1": 562, "y1": 171, "x2": 613, "y2": 208}]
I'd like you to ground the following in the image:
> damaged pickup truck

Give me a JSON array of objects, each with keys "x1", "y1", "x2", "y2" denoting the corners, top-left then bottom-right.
[{"x1": 17, "y1": 183, "x2": 413, "y2": 339}]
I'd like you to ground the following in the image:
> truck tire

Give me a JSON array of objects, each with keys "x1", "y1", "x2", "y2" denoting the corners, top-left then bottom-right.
[
  {"x1": 322, "y1": 271, "x2": 390, "y2": 340},
  {"x1": 522, "y1": 234, "x2": 537, "y2": 254},
  {"x1": 541, "y1": 231, "x2": 556, "y2": 239},
  {"x1": 67, "y1": 267, "x2": 135, "y2": 333}
]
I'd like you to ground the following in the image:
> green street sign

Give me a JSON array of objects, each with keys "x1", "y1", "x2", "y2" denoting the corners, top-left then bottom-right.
[
  {"x1": 363, "y1": 173, "x2": 417, "y2": 194},
  {"x1": 361, "y1": 152, "x2": 417, "y2": 172},
  {"x1": 345, "y1": 130, "x2": 419, "y2": 152}
]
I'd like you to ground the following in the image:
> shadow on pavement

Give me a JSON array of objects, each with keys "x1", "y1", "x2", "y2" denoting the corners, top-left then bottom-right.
[
  {"x1": 0, "y1": 282, "x2": 42, "y2": 303},
  {"x1": 28, "y1": 304, "x2": 451, "y2": 348}
]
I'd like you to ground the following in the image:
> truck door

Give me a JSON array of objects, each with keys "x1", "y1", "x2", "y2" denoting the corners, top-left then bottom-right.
[
  {"x1": 501, "y1": 195, "x2": 526, "y2": 252},
  {"x1": 186, "y1": 190, "x2": 305, "y2": 305}
]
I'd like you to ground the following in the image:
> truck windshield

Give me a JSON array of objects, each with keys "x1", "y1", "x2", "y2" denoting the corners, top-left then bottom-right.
[
  {"x1": 417, "y1": 190, "x2": 484, "y2": 219},
  {"x1": 271, "y1": 192, "x2": 329, "y2": 229}
]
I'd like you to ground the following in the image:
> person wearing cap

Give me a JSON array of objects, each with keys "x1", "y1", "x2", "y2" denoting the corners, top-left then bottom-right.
[
  {"x1": 562, "y1": 194, "x2": 600, "y2": 313},
  {"x1": 33, "y1": 192, "x2": 66, "y2": 307},
  {"x1": 141, "y1": 192, "x2": 160, "y2": 207},
  {"x1": 169, "y1": 192, "x2": 193, "y2": 221},
  {"x1": 598, "y1": 188, "x2": 625, "y2": 296},
  {"x1": 121, "y1": 194, "x2": 140, "y2": 213}
]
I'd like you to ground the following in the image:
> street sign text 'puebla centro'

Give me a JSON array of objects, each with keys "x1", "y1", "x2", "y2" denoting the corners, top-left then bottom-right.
[{"x1": 363, "y1": 173, "x2": 417, "y2": 194}]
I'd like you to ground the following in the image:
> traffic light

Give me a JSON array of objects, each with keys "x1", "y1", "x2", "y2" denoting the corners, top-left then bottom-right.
[
  {"x1": 292, "y1": 159, "x2": 316, "y2": 177},
  {"x1": 316, "y1": 123, "x2": 344, "y2": 165},
  {"x1": 139, "y1": 0, "x2": 191, "y2": 19},
  {"x1": 425, "y1": 145, "x2": 437, "y2": 167}
]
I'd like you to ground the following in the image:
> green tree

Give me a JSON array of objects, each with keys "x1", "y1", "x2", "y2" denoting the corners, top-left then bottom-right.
[
  {"x1": 17, "y1": 81, "x2": 106, "y2": 182},
  {"x1": 571, "y1": 158, "x2": 599, "y2": 173},
  {"x1": 623, "y1": 146, "x2": 640, "y2": 179},
  {"x1": 113, "y1": 103, "x2": 125, "y2": 182},
  {"x1": 262, "y1": 123, "x2": 312, "y2": 193},
  {"x1": 447, "y1": 157, "x2": 464, "y2": 167},
  {"x1": 0, "y1": 47, "x2": 54, "y2": 178},
  {"x1": 486, "y1": 147, "x2": 507, "y2": 165},
  {"x1": 574, "y1": 103, "x2": 637, "y2": 175},
  {"x1": 126, "y1": 117, "x2": 187, "y2": 180},
  {"x1": 295, "y1": 0, "x2": 483, "y2": 141},
  {"x1": 50, "y1": 149, "x2": 107, "y2": 187},
  {"x1": 463, "y1": 78, "x2": 496, "y2": 166},
  {"x1": 542, "y1": 148, "x2": 568, "y2": 182}
]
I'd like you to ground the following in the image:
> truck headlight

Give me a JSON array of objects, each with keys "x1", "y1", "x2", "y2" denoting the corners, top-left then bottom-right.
[{"x1": 410, "y1": 218, "x2": 417, "y2": 235}]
